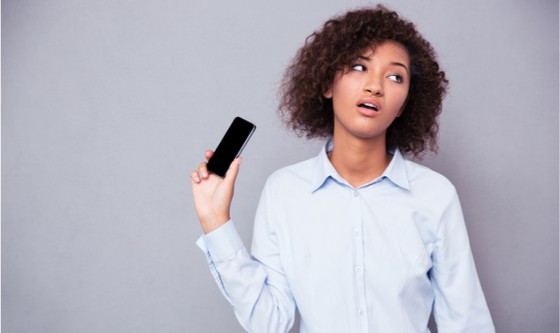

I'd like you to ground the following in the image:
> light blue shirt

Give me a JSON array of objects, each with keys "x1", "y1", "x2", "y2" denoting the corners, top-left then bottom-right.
[{"x1": 197, "y1": 141, "x2": 494, "y2": 333}]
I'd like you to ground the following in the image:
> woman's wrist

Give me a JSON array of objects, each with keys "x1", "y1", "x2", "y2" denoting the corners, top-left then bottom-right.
[{"x1": 201, "y1": 215, "x2": 230, "y2": 234}]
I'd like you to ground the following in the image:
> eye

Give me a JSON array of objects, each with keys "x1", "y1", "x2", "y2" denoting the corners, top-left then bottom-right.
[
  {"x1": 351, "y1": 64, "x2": 367, "y2": 72},
  {"x1": 388, "y1": 74, "x2": 404, "y2": 83}
]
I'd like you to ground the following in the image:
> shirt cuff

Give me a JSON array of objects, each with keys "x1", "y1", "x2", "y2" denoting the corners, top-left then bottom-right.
[{"x1": 195, "y1": 220, "x2": 245, "y2": 262}]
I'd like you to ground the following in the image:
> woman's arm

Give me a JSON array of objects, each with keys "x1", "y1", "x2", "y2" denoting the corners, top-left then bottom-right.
[
  {"x1": 430, "y1": 190, "x2": 495, "y2": 332},
  {"x1": 192, "y1": 151, "x2": 296, "y2": 332}
]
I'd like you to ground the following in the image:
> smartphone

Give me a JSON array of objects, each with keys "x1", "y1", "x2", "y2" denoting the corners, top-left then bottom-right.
[{"x1": 207, "y1": 117, "x2": 256, "y2": 177}]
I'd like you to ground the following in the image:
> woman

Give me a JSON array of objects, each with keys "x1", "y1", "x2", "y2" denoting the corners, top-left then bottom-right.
[{"x1": 191, "y1": 5, "x2": 495, "y2": 332}]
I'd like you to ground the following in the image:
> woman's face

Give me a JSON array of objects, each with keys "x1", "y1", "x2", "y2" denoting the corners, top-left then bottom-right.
[{"x1": 324, "y1": 40, "x2": 411, "y2": 143}]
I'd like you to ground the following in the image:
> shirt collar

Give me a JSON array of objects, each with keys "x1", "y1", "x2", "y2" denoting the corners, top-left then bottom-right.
[
  {"x1": 383, "y1": 148, "x2": 410, "y2": 190},
  {"x1": 311, "y1": 139, "x2": 410, "y2": 192}
]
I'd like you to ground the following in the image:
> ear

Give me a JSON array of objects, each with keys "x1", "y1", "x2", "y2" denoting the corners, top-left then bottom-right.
[{"x1": 323, "y1": 85, "x2": 333, "y2": 99}]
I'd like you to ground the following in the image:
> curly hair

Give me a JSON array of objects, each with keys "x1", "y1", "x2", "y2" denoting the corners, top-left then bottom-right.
[{"x1": 279, "y1": 5, "x2": 448, "y2": 157}]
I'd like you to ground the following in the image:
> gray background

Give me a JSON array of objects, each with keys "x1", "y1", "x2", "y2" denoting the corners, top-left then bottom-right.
[{"x1": 2, "y1": 0, "x2": 558, "y2": 332}]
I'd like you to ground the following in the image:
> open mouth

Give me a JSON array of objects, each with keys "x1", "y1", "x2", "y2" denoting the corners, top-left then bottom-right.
[{"x1": 358, "y1": 102, "x2": 379, "y2": 112}]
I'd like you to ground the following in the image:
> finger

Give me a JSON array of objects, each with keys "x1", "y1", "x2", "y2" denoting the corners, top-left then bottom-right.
[
  {"x1": 191, "y1": 170, "x2": 201, "y2": 184},
  {"x1": 198, "y1": 161, "x2": 209, "y2": 179},
  {"x1": 224, "y1": 157, "x2": 242, "y2": 185},
  {"x1": 204, "y1": 150, "x2": 214, "y2": 161}
]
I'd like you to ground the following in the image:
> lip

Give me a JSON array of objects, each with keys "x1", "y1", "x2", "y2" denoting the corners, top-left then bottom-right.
[{"x1": 357, "y1": 98, "x2": 381, "y2": 117}]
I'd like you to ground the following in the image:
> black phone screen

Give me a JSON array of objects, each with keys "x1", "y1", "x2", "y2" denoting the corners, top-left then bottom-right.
[{"x1": 207, "y1": 117, "x2": 256, "y2": 177}]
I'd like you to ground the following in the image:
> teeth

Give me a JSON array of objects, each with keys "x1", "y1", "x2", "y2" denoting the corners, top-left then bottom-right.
[{"x1": 360, "y1": 103, "x2": 378, "y2": 111}]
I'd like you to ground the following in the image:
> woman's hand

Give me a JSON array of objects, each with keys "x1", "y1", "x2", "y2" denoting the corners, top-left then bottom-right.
[{"x1": 191, "y1": 150, "x2": 242, "y2": 234}]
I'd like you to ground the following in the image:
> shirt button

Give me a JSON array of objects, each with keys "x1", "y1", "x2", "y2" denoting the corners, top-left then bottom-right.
[
  {"x1": 355, "y1": 266, "x2": 363, "y2": 273},
  {"x1": 353, "y1": 229, "x2": 360, "y2": 236},
  {"x1": 353, "y1": 190, "x2": 359, "y2": 197},
  {"x1": 359, "y1": 308, "x2": 365, "y2": 316}
]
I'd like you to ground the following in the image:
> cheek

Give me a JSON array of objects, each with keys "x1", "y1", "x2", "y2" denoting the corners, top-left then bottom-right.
[
  {"x1": 394, "y1": 87, "x2": 410, "y2": 109},
  {"x1": 400, "y1": 91, "x2": 409, "y2": 107},
  {"x1": 332, "y1": 79, "x2": 360, "y2": 101}
]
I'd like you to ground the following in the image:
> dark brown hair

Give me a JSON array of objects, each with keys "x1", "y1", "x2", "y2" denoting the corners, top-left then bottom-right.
[{"x1": 279, "y1": 5, "x2": 448, "y2": 157}]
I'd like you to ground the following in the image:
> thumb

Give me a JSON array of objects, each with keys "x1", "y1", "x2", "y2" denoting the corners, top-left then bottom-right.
[{"x1": 223, "y1": 157, "x2": 242, "y2": 185}]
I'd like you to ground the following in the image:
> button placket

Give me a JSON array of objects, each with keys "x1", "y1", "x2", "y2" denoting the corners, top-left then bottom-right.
[{"x1": 349, "y1": 186, "x2": 368, "y2": 331}]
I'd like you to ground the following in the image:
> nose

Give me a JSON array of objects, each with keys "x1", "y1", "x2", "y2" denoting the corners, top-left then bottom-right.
[{"x1": 364, "y1": 74, "x2": 383, "y2": 96}]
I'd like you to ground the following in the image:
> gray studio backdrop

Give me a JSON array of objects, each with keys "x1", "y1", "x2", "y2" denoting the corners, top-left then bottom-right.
[{"x1": 2, "y1": 0, "x2": 558, "y2": 332}]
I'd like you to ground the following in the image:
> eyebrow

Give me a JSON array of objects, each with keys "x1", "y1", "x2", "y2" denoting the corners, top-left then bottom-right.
[
  {"x1": 390, "y1": 62, "x2": 410, "y2": 73},
  {"x1": 357, "y1": 56, "x2": 409, "y2": 74}
]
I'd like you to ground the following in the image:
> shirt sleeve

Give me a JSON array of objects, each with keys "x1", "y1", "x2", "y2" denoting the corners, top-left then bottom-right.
[
  {"x1": 430, "y1": 189, "x2": 495, "y2": 332},
  {"x1": 196, "y1": 184, "x2": 296, "y2": 333}
]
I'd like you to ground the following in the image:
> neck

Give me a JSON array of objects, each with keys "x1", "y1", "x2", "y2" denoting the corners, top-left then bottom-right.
[{"x1": 328, "y1": 133, "x2": 392, "y2": 188}]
